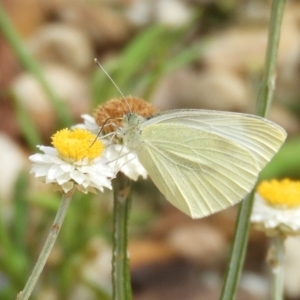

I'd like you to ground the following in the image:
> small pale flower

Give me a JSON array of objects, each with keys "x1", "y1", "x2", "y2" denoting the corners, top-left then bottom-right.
[
  {"x1": 251, "y1": 179, "x2": 300, "y2": 236},
  {"x1": 106, "y1": 143, "x2": 147, "y2": 181},
  {"x1": 30, "y1": 128, "x2": 115, "y2": 194},
  {"x1": 73, "y1": 114, "x2": 99, "y2": 132}
]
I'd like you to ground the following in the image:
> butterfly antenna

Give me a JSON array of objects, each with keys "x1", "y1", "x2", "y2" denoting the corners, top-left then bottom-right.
[{"x1": 94, "y1": 58, "x2": 132, "y2": 113}]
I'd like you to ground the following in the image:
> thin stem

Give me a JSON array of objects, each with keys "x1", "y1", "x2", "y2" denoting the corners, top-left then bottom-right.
[
  {"x1": 220, "y1": 1, "x2": 287, "y2": 299},
  {"x1": 16, "y1": 190, "x2": 75, "y2": 300},
  {"x1": 267, "y1": 235, "x2": 285, "y2": 300},
  {"x1": 112, "y1": 173, "x2": 133, "y2": 300},
  {"x1": 219, "y1": 191, "x2": 254, "y2": 300},
  {"x1": 0, "y1": 3, "x2": 72, "y2": 127},
  {"x1": 256, "y1": 0, "x2": 287, "y2": 117}
]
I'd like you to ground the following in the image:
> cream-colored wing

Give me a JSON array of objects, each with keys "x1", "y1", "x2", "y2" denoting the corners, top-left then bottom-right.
[
  {"x1": 142, "y1": 110, "x2": 287, "y2": 170},
  {"x1": 136, "y1": 123, "x2": 259, "y2": 219}
]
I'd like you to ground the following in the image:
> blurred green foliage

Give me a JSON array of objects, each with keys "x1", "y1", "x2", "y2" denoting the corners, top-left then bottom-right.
[{"x1": 91, "y1": 24, "x2": 206, "y2": 105}]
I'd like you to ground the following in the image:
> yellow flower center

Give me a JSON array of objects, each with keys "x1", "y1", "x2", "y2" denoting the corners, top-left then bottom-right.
[
  {"x1": 258, "y1": 179, "x2": 300, "y2": 208},
  {"x1": 51, "y1": 128, "x2": 104, "y2": 162}
]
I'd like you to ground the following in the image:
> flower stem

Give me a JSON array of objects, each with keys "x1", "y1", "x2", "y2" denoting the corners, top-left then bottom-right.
[
  {"x1": 16, "y1": 190, "x2": 75, "y2": 300},
  {"x1": 256, "y1": 0, "x2": 287, "y2": 118},
  {"x1": 220, "y1": 1, "x2": 287, "y2": 299},
  {"x1": 219, "y1": 191, "x2": 254, "y2": 300},
  {"x1": 267, "y1": 235, "x2": 286, "y2": 300},
  {"x1": 112, "y1": 173, "x2": 133, "y2": 300}
]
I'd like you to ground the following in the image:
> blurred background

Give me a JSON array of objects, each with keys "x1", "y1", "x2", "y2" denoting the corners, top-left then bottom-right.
[{"x1": 1, "y1": 0, "x2": 300, "y2": 299}]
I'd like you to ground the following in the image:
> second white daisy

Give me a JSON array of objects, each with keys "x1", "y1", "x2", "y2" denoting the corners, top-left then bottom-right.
[{"x1": 251, "y1": 179, "x2": 300, "y2": 236}]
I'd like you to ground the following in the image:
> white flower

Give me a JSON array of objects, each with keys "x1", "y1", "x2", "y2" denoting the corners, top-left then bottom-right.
[
  {"x1": 74, "y1": 114, "x2": 99, "y2": 132},
  {"x1": 76, "y1": 114, "x2": 147, "y2": 181},
  {"x1": 29, "y1": 128, "x2": 115, "y2": 194},
  {"x1": 251, "y1": 179, "x2": 300, "y2": 236},
  {"x1": 106, "y1": 143, "x2": 147, "y2": 181}
]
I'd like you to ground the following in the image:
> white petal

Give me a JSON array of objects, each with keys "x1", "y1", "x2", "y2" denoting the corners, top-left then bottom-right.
[
  {"x1": 61, "y1": 181, "x2": 74, "y2": 193},
  {"x1": 106, "y1": 144, "x2": 147, "y2": 181},
  {"x1": 47, "y1": 164, "x2": 65, "y2": 180},
  {"x1": 60, "y1": 163, "x2": 75, "y2": 172},
  {"x1": 73, "y1": 114, "x2": 99, "y2": 132},
  {"x1": 30, "y1": 164, "x2": 51, "y2": 176},
  {"x1": 38, "y1": 146, "x2": 58, "y2": 156},
  {"x1": 29, "y1": 153, "x2": 52, "y2": 164},
  {"x1": 56, "y1": 173, "x2": 72, "y2": 185},
  {"x1": 70, "y1": 170, "x2": 86, "y2": 184}
]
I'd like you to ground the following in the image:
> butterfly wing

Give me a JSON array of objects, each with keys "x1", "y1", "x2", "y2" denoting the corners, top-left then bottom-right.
[
  {"x1": 135, "y1": 111, "x2": 286, "y2": 218},
  {"x1": 142, "y1": 110, "x2": 287, "y2": 170},
  {"x1": 136, "y1": 123, "x2": 258, "y2": 218}
]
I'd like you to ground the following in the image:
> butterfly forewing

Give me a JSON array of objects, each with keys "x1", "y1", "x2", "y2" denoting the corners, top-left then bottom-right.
[
  {"x1": 124, "y1": 109, "x2": 286, "y2": 218},
  {"x1": 142, "y1": 110, "x2": 286, "y2": 170}
]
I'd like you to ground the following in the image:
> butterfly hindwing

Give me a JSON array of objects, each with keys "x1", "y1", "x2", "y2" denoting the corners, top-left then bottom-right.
[{"x1": 136, "y1": 123, "x2": 259, "y2": 218}]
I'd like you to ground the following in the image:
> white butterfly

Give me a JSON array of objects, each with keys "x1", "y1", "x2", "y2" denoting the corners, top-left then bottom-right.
[{"x1": 120, "y1": 109, "x2": 286, "y2": 219}]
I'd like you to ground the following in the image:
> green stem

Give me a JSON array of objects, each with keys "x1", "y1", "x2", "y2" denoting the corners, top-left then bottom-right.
[
  {"x1": 16, "y1": 190, "x2": 75, "y2": 300},
  {"x1": 112, "y1": 173, "x2": 133, "y2": 300},
  {"x1": 219, "y1": 191, "x2": 254, "y2": 300},
  {"x1": 0, "y1": 3, "x2": 72, "y2": 127},
  {"x1": 268, "y1": 235, "x2": 285, "y2": 300},
  {"x1": 220, "y1": 1, "x2": 286, "y2": 299},
  {"x1": 256, "y1": 0, "x2": 287, "y2": 117}
]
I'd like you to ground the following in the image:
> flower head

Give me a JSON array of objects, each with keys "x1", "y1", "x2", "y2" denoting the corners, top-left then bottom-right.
[
  {"x1": 94, "y1": 96, "x2": 158, "y2": 135},
  {"x1": 30, "y1": 128, "x2": 115, "y2": 194},
  {"x1": 251, "y1": 179, "x2": 300, "y2": 236},
  {"x1": 75, "y1": 97, "x2": 153, "y2": 181}
]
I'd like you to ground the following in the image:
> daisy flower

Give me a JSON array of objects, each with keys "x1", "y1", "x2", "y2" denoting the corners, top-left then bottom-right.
[
  {"x1": 251, "y1": 179, "x2": 300, "y2": 236},
  {"x1": 251, "y1": 179, "x2": 300, "y2": 300},
  {"x1": 20, "y1": 128, "x2": 116, "y2": 300},
  {"x1": 76, "y1": 97, "x2": 157, "y2": 181},
  {"x1": 30, "y1": 128, "x2": 115, "y2": 194}
]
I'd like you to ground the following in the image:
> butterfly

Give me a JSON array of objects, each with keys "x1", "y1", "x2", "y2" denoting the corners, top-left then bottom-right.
[{"x1": 120, "y1": 108, "x2": 286, "y2": 218}]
